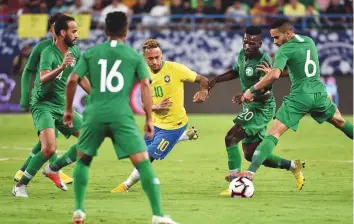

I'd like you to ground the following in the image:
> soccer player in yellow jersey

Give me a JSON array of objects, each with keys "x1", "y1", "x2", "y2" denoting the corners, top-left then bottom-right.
[{"x1": 111, "y1": 39, "x2": 209, "y2": 193}]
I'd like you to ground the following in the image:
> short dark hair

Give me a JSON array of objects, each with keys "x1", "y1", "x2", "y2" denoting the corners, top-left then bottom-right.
[
  {"x1": 105, "y1": 11, "x2": 128, "y2": 37},
  {"x1": 270, "y1": 19, "x2": 292, "y2": 30},
  {"x1": 49, "y1": 12, "x2": 64, "y2": 27},
  {"x1": 245, "y1": 26, "x2": 262, "y2": 36},
  {"x1": 54, "y1": 15, "x2": 75, "y2": 36}
]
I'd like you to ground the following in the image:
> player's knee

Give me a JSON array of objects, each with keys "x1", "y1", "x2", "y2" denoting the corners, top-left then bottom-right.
[
  {"x1": 41, "y1": 144, "x2": 56, "y2": 158},
  {"x1": 78, "y1": 152, "x2": 92, "y2": 166},
  {"x1": 329, "y1": 110, "x2": 346, "y2": 129},
  {"x1": 225, "y1": 134, "x2": 241, "y2": 147},
  {"x1": 244, "y1": 152, "x2": 253, "y2": 162}
]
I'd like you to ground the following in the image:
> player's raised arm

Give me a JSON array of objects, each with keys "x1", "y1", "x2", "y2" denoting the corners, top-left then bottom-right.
[
  {"x1": 40, "y1": 51, "x2": 75, "y2": 84},
  {"x1": 193, "y1": 74, "x2": 209, "y2": 103},
  {"x1": 208, "y1": 69, "x2": 238, "y2": 91}
]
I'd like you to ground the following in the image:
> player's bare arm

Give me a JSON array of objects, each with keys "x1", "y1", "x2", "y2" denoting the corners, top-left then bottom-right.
[
  {"x1": 140, "y1": 78, "x2": 154, "y2": 139},
  {"x1": 152, "y1": 97, "x2": 172, "y2": 111},
  {"x1": 63, "y1": 72, "x2": 80, "y2": 127},
  {"x1": 242, "y1": 68, "x2": 281, "y2": 102},
  {"x1": 232, "y1": 91, "x2": 271, "y2": 105},
  {"x1": 193, "y1": 74, "x2": 209, "y2": 103},
  {"x1": 40, "y1": 52, "x2": 75, "y2": 84},
  {"x1": 209, "y1": 69, "x2": 238, "y2": 91},
  {"x1": 79, "y1": 76, "x2": 91, "y2": 94}
]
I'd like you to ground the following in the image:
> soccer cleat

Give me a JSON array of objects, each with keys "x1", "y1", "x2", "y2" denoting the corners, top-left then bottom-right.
[
  {"x1": 14, "y1": 170, "x2": 24, "y2": 182},
  {"x1": 12, "y1": 184, "x2": 28, "y2": 197},
  {"x1": 291, "y1": 160, "x2": 305, "y2": 190},
  {"x1": 60, "y1": 170, "x2": 73, "y2": 184},
  {"x1": 219, "y1": 189, "x2": 230, "y2": 196},
  {"x1": 72, "y1": 210, "x2": 86, "y2": 224},
  {"x1": 111, "y1": 183, "x2": 129, "y2": 193},
  {"x1": 226, "y1": 171, "x2": 254, "y2": 182},
  {"x1": 186, "y1": 126, "x2": 198, "y2": 140},
  {"x1": 152, "y1": 215, "x2": 179, "y2": 224},
  {"x1": 43, "y1": 165, "x2": 68, "y2": 191}
]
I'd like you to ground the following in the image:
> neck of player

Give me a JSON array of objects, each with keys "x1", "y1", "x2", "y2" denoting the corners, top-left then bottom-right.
[
  {"x1": 108, "y1": 36, "x2": 125, "y2": 43},
  {"x1": 246, "y1": 50, "x2": 261, "y2": 60},
  {"x1": 56, "y1": 40, "x2": 70, "y2": 54}
]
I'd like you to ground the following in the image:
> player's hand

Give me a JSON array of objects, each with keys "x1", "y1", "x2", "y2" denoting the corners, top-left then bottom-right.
[
  {"x1": 144, "y1": 119, "x2": 154, "y2": 139},
  {"x1": 241, "y1": 89, "x2": 254, "y2": 102},
  {"x1": 63, "y1": 109, "x2": 74, "y2": 128},
  {"x1": 60, "y1": 52, "x2": 75, "y2": 69},
  {"x1": 154, "y1": 97, "x2": 172, "y2": 110},
  {"x1": 193, "y1": 90, "x2": 208, "y2": 103},
  {"x1": 256, "y1": 61, "x2": 272, "y2": 74},
  {"x1": 232, "y1": 93, "x2": 243, "y2": 105}
]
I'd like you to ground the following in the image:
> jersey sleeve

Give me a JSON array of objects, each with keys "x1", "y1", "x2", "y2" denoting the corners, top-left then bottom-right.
[
  {"x1": 175, "y1": 63, "x2": 197, "y2": 82},
  {"x1": 136, "y1": 55, "x2": 150, "y2": 81},
  {"x1": 72, "y1": 53, "x2": 89, "y2": 79},
  {"x1": 39, "y1": 48, "x2": 54, "y2": 71},
  {"x1": 24, "y1": 44, "x2": 42, "y2": 72},
  {"x1": 273, "y1": 46, "x2": 292, "y2": 72},
  {"x1": 232, "y1": 61, "x2": 239, "y2": 73}
]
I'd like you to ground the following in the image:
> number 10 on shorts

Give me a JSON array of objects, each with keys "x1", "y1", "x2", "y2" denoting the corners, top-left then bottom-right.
[{"x1": 157, "y1": 139, "x2": 170, "y2": 151}]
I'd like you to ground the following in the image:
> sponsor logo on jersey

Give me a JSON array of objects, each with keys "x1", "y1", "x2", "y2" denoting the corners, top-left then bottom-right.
[{"x1": 245, "y1": 67, "x2": 253, "y2": 76}]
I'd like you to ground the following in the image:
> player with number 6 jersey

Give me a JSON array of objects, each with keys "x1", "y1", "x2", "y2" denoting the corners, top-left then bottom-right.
[
  {"x1": 209, "y1": 26, "x2": 302, "y2": 195},
  {"x1": 237, "y1": 19, "x2": 354, "y2": 182}
]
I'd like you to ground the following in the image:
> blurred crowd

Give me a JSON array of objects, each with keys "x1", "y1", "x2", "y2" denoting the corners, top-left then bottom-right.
[{"x1": 1, "y1": 0, "x2": 353, "y2": 29}]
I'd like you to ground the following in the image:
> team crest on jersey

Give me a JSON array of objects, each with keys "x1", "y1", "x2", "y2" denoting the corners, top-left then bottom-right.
[
  {"x1": 164, "y1": 75, "x2": 170, "y2": 83},
  {"x1": 70, "y1": 59, "x2": 76, "y2": 67},
  {"x1": 245, "y1": 67, "x2": 253, "y2": 76}
]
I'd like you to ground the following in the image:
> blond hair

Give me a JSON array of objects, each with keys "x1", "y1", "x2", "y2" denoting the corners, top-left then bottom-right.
[{"x1": 142, "y1": 39, "x2": 161, "y2": 52}]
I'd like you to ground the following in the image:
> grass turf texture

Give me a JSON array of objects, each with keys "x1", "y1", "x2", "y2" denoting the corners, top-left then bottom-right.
[{"x1": 0, "y1": 114, "x2": 352, "y2": 224}]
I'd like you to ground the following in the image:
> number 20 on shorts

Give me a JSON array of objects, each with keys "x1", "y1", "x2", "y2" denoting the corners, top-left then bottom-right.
[
  {"x1": 157, "y1": 139, "x2": 169, "y2": 151},
  {"x1": 238, "y1": 108, "x2": 254, "y2": 121}
]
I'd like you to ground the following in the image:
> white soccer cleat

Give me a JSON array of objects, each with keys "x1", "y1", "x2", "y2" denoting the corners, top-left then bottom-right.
[
  {"x1": 12, "y1": 184, "x2": 28, "y2": 197},
  {"x1": 43, "y1": 165, "x2": 68, "y2": 191},
  {"x1": 152, "y1": 215, "x2": 179, "y2": 224},
  {"x1": 72, "y1": 210, "x2": 86, "y2": 224}
]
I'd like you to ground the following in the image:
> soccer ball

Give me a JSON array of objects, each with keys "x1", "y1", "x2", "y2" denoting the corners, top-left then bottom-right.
[{"x1": 228, "y1": 177, "x2": 254, "y2": 198}]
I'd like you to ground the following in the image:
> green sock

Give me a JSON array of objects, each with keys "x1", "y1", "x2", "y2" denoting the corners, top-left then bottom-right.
[
  {"x1": 136, "y1": 159, "x2": 164, "y2": 217},
  {"x1": 74, "y1": 159, "x2": 90, "y2": 212},
  {"x1": 263, "y1": 154, "x2": 291, "y2": 170},
  {"x1": 248, "y1": 135, "x2": 278, "y2": 173},
  {"x1": 341, "y1": 121, "x2": 353, "y2": 139},
  {"x1": 51, "y1": 144, "x2": 77, "y2": 171},
  {"x1": 48, "y1": 153, "x2": 58, "y2": 164},
  {"x1": 226, "y1": 144, "x2": 242, "y2": 172},
  {"x1": 18, "y1": 151, "x2": 48, "y2": 185},
  {"x1": 20, "y1": 141, "x2": 41, "y2": 171}
]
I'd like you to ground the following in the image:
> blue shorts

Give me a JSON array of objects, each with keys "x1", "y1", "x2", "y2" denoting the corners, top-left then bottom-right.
[{"x1": 145, "y1": 124, "x2": 187, "y2": 160}]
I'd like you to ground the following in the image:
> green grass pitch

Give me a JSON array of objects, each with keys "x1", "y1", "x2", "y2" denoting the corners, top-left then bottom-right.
[{"x1": 0, "y1": 114, "x2": 352, "y2": 224}]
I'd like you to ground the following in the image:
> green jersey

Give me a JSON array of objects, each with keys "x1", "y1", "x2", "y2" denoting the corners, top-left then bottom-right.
[
  {"x1": 273, "y1": 34, "x2": 326, "y2": 94},
  {"x1": 233, "y1": 49, "x2": 275, "y2": 106},
  {"x1": 25, "y1": 39, "x2": 53, "y2": 72},
  {"x1": 73, "y1": 40, "x2": 150, "y2": 122},
  {"x1": 30, "y1": 45, "x2": 81, "y2": 108}
]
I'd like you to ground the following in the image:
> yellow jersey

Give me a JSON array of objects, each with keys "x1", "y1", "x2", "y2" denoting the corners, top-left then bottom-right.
[{"x1": 150, "y1": 61, "x2": 197, "y2": 130}]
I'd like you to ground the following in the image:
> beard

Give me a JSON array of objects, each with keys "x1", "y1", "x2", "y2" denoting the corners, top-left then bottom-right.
[{"x1": 64, "y1": 35, "x2": 75, "y2": 47}]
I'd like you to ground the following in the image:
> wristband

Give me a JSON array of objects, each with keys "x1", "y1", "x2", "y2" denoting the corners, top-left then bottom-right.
[{"x1": 250, "y1": 86, "x2": 256, "y2": 94}]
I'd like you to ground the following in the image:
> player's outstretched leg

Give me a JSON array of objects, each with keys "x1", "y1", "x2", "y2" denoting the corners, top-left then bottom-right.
[
  {"x1": 243, "y1": 143, "x2": 305, "y2": 190},
  {"x1": 43, "y1": 143, "x2": 77, "y2": 187},
  {"x1": 111, "y1": 157, "x2": 154, "y2": 193},
  {"x1": 177, "y1": 126, "x2": 198, "y2": 142},
  {"x1": 130, "y1": 151, "x2": 178, "y2": 224},
  {"x1": 327, "y1": 108, "x2": 353, "y2": 139},
  {"x1": 12, "y1": 128, "x2": 67, "y2": 197},
  {"x1": 14, "y1": 141, "x2": 41, "y2": 182}
]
